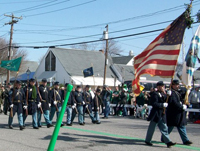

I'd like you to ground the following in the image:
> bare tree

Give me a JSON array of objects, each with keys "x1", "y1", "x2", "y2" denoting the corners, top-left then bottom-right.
[
  {"x1": 0, "y1": 37, "x2": 27, "y2": 75},
  {"x1": 70, "y1": 43, "x2": 99, "y2": 51},
  {"x1": 102, "y1": 39, "x2": 123, "y2": 56},
  {"x1": 70, "y1": 39, "x2": 123, "y2": 56}
]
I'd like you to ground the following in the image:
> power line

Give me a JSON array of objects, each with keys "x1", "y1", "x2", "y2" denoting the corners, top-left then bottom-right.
[
  {"x1": 10, "y1": 19, "x2": 180, "y2": 44},
  {"x1": 25, "y1": 0, "x2": 97, "y2": 17},
  {"x1": 0, "y1": 0, "x2": 57, "y2": 18},
  {"x1": 9, "y1": 0, "x2": 70, "y2": 14},
  {"x1": 12, "y1": 21, "x2": 200, "y2": 49},
  {"x1": 13, "y1": 28, "x2": 166, "y2": 48},
  {"x1": 12, "y1": 1, "x2": 200, "y2": 32},
  {"x1": 0, "y1": 0, "x2": 54, "y2": 4}
]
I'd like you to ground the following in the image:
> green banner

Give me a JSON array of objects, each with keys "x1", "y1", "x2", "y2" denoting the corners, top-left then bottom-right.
[{"x1": 0, "y1": 57, "x2": 22, "y2": 71}]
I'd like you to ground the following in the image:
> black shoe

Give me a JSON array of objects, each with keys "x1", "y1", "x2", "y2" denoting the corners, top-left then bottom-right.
[
  {"x1": 67, "y1": 123, "x2": 72, "y2": 126},
  {"x1": 145, "y1": 141, "x2": 153, "y2": 146},
  {"x1": 47, "y1": 124, "x2": 54, "y2": 128},
  {"x1": 9, "y1": 126, "x2": 13, "y2": 129},
  {"x1": 38, "y1": 125, "x2": 42, "y2": 128},
  {"x1": 92, "y1": 120, "x2": 97, "y2": 124},
  {"x1": 33, "y1": 127, "x2": 39, "y2": 129},
  {"x1": 167, "y1": 142, "x2": 176, "y2": 148},
  {"x1": 83, "y1": 122, "x2": 85, "y2": 125},
  {"x1": 183, "y1": 141, "x2": 193, "y2": 145},
  {"x1": 61, "y1": 123, "x2": 65, "y2": 127},
  {"x1": 20, "y1": 126, "x2": 23, "y2": 131},
  {"x1": 96, "y1": 121, "x2": 101, "y2": 124},
  {"x1": 102, "y1": 117, "x2": 108, "y2": 119},
  {"x1": 23, "y1": 126, "x2": 26, "y2": 129},
  {"x1": 79, "y1": 123, "x2": 84, "y2": 126}
]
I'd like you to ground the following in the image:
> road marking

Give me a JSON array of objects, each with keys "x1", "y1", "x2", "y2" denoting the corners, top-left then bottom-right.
[{"x1": 62, "y1": 126, "x2": 200, "y2": 151}]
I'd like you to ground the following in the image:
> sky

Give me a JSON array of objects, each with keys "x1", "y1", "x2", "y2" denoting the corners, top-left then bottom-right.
[{"x1": 0, "y1": 0, "x2": 199, "y2": 66}]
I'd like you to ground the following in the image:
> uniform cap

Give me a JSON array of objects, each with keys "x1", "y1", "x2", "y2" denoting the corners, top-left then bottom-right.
[
  {"x1": 86, "y1": 85, "x2": 90, "y2": 88},
  {"x1": 65, "y1": 83, "x2": 69, "y2": 87},
  {"x1": 29, "y1": 78, "x2": 35, "y2": 82},
  {"x1": 96, "y1": 88, "x2": 101, "y2": 93},
  {"x1": 77, "y1": 85, "x2": 81, "y2": 89},
  {"x1": 54, "y1": 81, "x2": 59, "y2": 85},
  {"x1": 157, "y1": 81, "x2": 164, "y2": 86},
  {"x1": 16, "y1": 80, "x2": 22, "y2": 84},
  {"x1": 42, "y1": 78, "x2": 47, "y2": 82},
  {"x1": 172, "y1": 79, "x2": 179, "y2": 85}
]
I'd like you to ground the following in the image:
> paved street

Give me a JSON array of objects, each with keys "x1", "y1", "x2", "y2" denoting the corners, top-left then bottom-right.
[{"x1": 0, "y1": 113, "x2": 200, "y2": 151}]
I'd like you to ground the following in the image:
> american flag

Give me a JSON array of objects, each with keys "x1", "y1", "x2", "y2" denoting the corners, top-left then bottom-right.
[{"x1": 132, "y1": 11, "x2": 189, "y2": 96}]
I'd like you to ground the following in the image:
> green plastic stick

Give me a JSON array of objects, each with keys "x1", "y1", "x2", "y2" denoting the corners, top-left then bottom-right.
[{"x1": 47, "y1": 84, "x2": 73, "y2": 151}]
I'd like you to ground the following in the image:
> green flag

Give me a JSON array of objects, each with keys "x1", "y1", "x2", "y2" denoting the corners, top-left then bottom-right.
[{"x1": 0, "y1": 57, "x2": 22, "y2": 71}]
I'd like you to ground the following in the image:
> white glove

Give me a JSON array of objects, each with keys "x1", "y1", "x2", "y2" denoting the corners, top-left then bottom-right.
[
  {"x1": 54, "y1": 101, "x2": 57, "y2": 105},
  {"x1": 167, "y1": 90, "x2": 172, "y2": 96},
  {"x1": 97, "y1": 107, "x2": 99, "y2": 110},
  {"x1": 163, "y1": 103, "x2": 168, "y2": 108},
  {"x1": 72, "y1": 105, "x2": 75, "y2": 109},
  {"x1": 86, "y1": 105, "x2": 88, "y2": 108},
  {"x1": 183, "y1": 104, "x2": 187, "y2": 110},
  {"x1": 10, "y1": 104, "x2": 13, "y2": 108},
  {"x1": 92, "y1": 107, "x2": 94, "y2": 110},
  {"x1": 23, "y1": 106, "x2": 27, "y2": 110},
  {"x1": 103, "y1": 107, "x2": 105, "y2": 110},
  {"x1": 49, "y1": 103, "x2": 51, "y2": 107},
  {"x1": 82, "y1": 101, "x2": 85, "y2": 105},
  {"x1": 74, "y1": 103, "x2": 76, "y2": 107},
  {"x1": 38, "y1": 102, "x2": 41, "y2": 108}
]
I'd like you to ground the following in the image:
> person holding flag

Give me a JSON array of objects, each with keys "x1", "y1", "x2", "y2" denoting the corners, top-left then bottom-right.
[
  {"x1": 145, "y1": 81, "x2": 176, "y2": 148},
  {"x1": 161, "y1": 80, "x2": 192, "y2": 145},
  {"x1": 130, "y1": 3, "x2": 193, "y2": 147}
]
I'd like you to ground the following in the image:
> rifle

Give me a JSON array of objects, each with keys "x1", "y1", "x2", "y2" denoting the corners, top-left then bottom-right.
[
  {"x1": 10, "y1": 83, "x2": 16, "y2": 118},
  {"x1": 25, "y1": 80, "x2": 29, "y2": 116},
  {"x1": 54, "y1": 89, "x2": 59, "y2": 112},
  {"x1": 82, "y1": 84, "x2": 91, "y2": 115},
  {"x1": 36, "y1": 79, "x2": 43, "y2": 114}
]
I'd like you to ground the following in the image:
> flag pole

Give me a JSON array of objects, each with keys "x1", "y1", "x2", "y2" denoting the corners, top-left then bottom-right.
[
  {"x1": 91, "y1": 63, "x2": 96, "y2": 90},
  {"x1": 182, "y1": 0, "x2": 193, "y2": 106}
]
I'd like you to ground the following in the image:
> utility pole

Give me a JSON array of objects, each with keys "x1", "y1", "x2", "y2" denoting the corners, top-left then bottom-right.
[
  {"x1": 103, "y1": 25, "x2": 108, "y2": 85},
  {"x1": 4, "y1": 14, "x2": 22, "y2": 85}
]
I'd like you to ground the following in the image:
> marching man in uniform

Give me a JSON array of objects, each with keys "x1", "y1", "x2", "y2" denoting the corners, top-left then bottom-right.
[
  {"x1": 72, "y1": 86, "x2": 84, "y2": 125},
  {"x1": 37, "y1": 78, "x2": 53, "y2": 128},
  {"x1": 145, "y1": 81, "x2": 176, "y2": 148},
  {"x1": 23, "y1": 78, "x2": 40, "y2": 129},
  {"x1": 163, "y1": 80, "x2": 192, "y2": 145},
  {"x1": 49, "y1": 82, "x2": 65, "y2": 127},
  {"x1": 8, "y1": 80, "x2": 26, "y2": 130},
  {"x1": 64, "y1": 83, "x2": 75, "y2": 126},
  {"x1": 93, "y1": 88, "x2": 103, "y2": 124},
  {"x1": 83, "y1": 85, "x2": 96, "y2": 124}
]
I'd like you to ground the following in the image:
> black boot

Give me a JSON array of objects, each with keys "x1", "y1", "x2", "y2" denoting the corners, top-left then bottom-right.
[
  {"x1": 9, "y1": 126, "x2": 13, "y2": 129},
  {"x1": 20, "y1": 126, "x2": 23, "y2": 131},
  {"x1": 183, "y1": 141, "x2": 193, "y2": 145},
  {"x1": 145, "y1": 141, "x2": 153, "y2": 146},
  {"x1": 47, "y1": 124, "x2": 54, "y2": 128},
  {"x1": 167, "y1": 142, "x2": 176, "y2": 148}
]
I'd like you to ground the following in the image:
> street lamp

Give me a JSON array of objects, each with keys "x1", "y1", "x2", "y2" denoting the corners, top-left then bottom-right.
[{"x1": 26, "y1": 67, "x2": 31, "y2": 81}]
